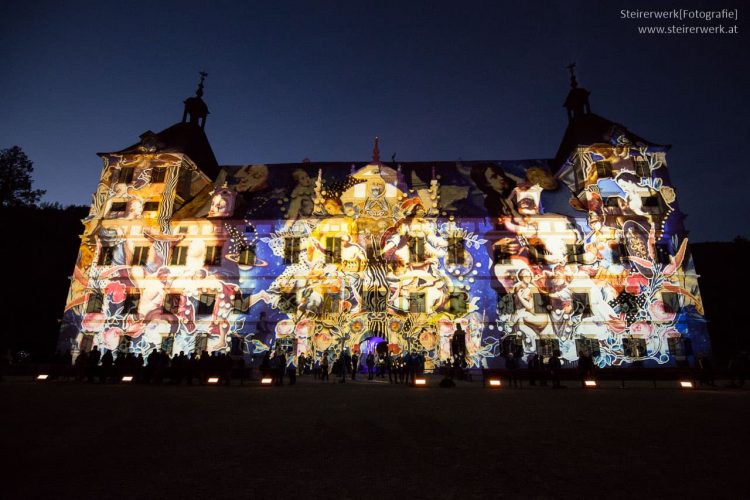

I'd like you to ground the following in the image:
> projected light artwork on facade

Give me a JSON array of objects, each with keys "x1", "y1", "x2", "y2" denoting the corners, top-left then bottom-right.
[{"x1": 58, "y1": 74, "x2": 709, "y2": 369}]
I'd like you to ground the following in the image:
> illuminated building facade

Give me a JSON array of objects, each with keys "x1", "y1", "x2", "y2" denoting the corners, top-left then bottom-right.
[{"x1": 58, "y1": 75, "x2": 709, "y2": 369}]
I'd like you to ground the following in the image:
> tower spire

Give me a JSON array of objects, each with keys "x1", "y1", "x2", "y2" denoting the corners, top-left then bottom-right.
[
  {"x1": 563, "y1": 63, "x2": 591, "y2": 121},
  {"x1": 182, "y1": 71, "x2": 210, "y2": 129}
]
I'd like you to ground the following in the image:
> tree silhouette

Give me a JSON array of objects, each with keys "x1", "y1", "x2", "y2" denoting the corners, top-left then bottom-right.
[{"x1": 0, "y1": 146, "x2": 45, "y2": 207}]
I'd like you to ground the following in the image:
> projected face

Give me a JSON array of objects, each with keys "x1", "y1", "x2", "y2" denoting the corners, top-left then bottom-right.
[{"x1": 234, "y1": 164, "x2": 269, "y2": 192}]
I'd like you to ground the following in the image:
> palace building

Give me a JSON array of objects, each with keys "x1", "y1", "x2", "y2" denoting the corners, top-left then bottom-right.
[{"x1": 58, "y1": 73, "x2": 710, "y2": 369}]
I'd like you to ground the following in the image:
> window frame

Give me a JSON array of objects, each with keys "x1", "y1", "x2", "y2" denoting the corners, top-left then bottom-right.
[
  {"x1": 447, "y1": 237, "x2": 465, "y2": 265},
  {"x1": 132, "y1": 245, "x2": 150, "y2": 266},
  {"x1": 85, "y1": 291, "x2": 104, "y2": 314},
  {"x1": 170, "y1": 246, "x2": 188, "y2": 266},
  {"x1": 98, "y1": 246, "x2": 115, "y2": 266},
  {"x1": 204, "y1": 245, "x2": 223, "y2": 267},
  {"x1": 151, "y1": 167, "x2": 167, "y2": 184},
  {"x1": 409, "y1": 292, "x2": 426, "y2": 313},
  {"x1": 196, "y1": 293, "x2": 216, "y2": 316},
  {"x1": 325, "y1": 237, "x2": 342, "y2": 264},
  {"x1": 284, "y1": 236, "x2": 301, "y2": 265}
]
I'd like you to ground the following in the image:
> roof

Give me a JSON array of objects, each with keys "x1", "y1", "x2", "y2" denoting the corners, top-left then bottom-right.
[
  {"x1": 173, "y1": 159, "x2": 586, "y2": 221},
  {"x1": 105, "y1": 121, "x2": 220, "y2": 179},
  {"x1": 552, "y1": 112, "x2": 669, "y2": 172}
]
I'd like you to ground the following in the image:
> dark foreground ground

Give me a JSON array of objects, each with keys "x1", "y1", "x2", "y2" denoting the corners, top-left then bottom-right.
[{"x1": 3, "y1": 376, "x2": 749, "y2": 499}]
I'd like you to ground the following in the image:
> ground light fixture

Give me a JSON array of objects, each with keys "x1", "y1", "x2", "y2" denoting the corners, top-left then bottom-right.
[
  {"x1": 260, "y1": 377, "x2": 273, "y2": 385},
  {"x1": 488, "y1": 379, "x2": 502, "y2": 387},
  {"x1": 207, "y1": 377, "x2": 220, "y2": 384},
  {"x1": 121, "y1": 376, "x2": 134, "y2": 383},
  {"x1": 679, "y1": 381, "x2": 694, "y2": 389},
  {"x1": 36, "y1": 374, "x2": 49, "y2": 381},
  {"x1": 414, "y1": 378, "x2": 427, "y2": 386},
  {"x1": 584, "y1": 380, "x2": 597, "y2": 388}
]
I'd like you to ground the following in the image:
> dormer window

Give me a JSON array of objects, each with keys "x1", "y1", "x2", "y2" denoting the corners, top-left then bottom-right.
[{"x1": 119, "y1": 167, "x2": 135, "y2": 185}]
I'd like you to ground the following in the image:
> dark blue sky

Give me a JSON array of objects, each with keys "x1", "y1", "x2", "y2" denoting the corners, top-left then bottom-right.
[{"x1": 1, "y1": 0, "x2": 747, "y2": 241}]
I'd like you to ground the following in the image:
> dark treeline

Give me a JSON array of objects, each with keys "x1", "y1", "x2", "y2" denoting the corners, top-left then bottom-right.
[
  {"x1": 0, "y1": 204, "x2": 89, "y2": 361},
  {"x1": 691, "y1": 238, "x2": 750, "y2": 363}
]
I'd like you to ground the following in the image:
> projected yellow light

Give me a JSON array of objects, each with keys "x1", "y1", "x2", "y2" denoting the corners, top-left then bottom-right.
[
  {"x1": 36, "y1": 374, "x2": 49, "y2": 380},
  {"x1": 207, "y1": 377, "x2": 220, "y2": 384},
  {"x1": 260, "y1": 377, "x2": 273, "y2": 385},
  {"x1": 584, "y1": 380, "x2": 597, "y2": 387},
  {"x1": 679, "y1": 381, "x2": 694, "y2": 388},
  {"x1": 121, "y1": 376, "x2": 134, "y2": 382},
  {"x1": 488, "y1": 379, "x2": 501, "y2": 387},
  {"x1": 414, "y1": 378, "x2": 427, "y2": 386}
]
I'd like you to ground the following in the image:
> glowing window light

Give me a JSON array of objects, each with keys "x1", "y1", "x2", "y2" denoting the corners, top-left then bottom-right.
[
  {"x1": 488, "y1": 379, "x2": 502, "y2": 387},
  {"x1": 121, "y1": 376, "x2": 134, "y2": 382},
  {"x1": 260, "y1": 378, "x2": 273, "y2": 385},
  {"x1": 207, "y1": 377, "x2": 220, "y2": 384},
  {"x1": 584, "y1": 380, "x2": 597, "y2": 387},
  {"x1": 36, "y1": 374, "x2": 49, "y2": 381},
  {"x1": 414, "y1": 378, "x2": 427, "y2": 386},
  {"x1": 679, "y1": 381, "x2": 694, "y2": 389}
]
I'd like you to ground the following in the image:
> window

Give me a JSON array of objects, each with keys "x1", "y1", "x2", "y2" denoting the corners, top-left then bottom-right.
[
  {"x1": 132, "y1": 246, "x2": 149, "y2": 266},
  {"x1": 572, "y1": 291, "x2": 592, "y2": 318},
  {"x1": 612, "y1": 242, "x2": 629, "y2": 264},
  {"x1": 322, "y1": 293, "x2": 340, "y2": 314},
  {"x1": 178, "y1": 226, "x2": 189, "y2": 234},
  {"x1": 363, "y1": 286, "x2": 388, "y2": 312},
  {"x1": 641, "y1": 195, "x2": 664, "y2": 214},
  {"x1": 238, "y1": 246, "x2": 256, "y2": 266},
  {"x1": 575, "y1": 338, "x2": 601, "y2": 358},
  {"x1": 409, "y1": 293, "x2": 426, "y2": 313},
  {"x1": 623, "y1": 337, "x2": 647, "y2": 358},
  {"x1": 143, "y1": 201, "x2": 159, "y2": 212},
  {"x1": 566, "y1": 243, "x2": 586, "y2": 264},
  {"x1": 98, "y1": 246, "x2": 115, "y2": 266},
  {"x1": 284, "y1": 237, "x2": 301, "y2": 264},
  {"x1": 605, "y1": 197, "x2": 622, "y2": 209},
  {"x1": 497, "y1": 293, "x2": 515, "y2": 315},
  {"x1": 325, "y1": 237, "x2": 342, "y2": 264},
  {"x1": 170, "y1": 246, "x2": 188, "y2": 266},
  {"x1": 538, "y1": 338, "x2": 560, "y2": 358},
  {"x1": 109, "y1": 201, "x2": 127, "y2": 214},
  {"x1": 279, "y1": 292, "x2": 298, "y2": 314},
  {"x1": 119, "y1": 167, "x2": 135, "y2": 184},
  {"x1": 409, "y1": 237, "x2": 425, "y2": 263},
  {"x1": 86, "y1": 291, "x2": 104, "y2": 314},
  {"x1": 634, "y1": 160, "x2": 650, "y2": 177},
  {"x1": 80, "y1": 335, "x2": 94, "y2": 352},
  {"x1": 529, "y1": 244, "x2": 547, "y2": 264},
  {"x1": 662, "y1": 292, "x2": 680, "y2": 314},
  {"x1": 533, "y1": 293, "x2": 549, "y2": 314},
  {"x1": 163, "y1": 293, "x2": 181, "y2": 314},
  {"x1": 123, "y1": 290, "x2": 140, "y2": 314},
  {"x1": 232, "y1": 292, "x2": 252, "y2": 314},
  {"x1": 151, "y1": 167, "x2": 167, "y2": 183},
  {"x1": 668, "y1": 337, "x2": 685, "y2": 357},
  {"x1": 448, "y1": 291, "x2": 467, "y2": 314},
  {"x1": 447, "y1": 237, "x2": 464, "y2": 265},
  {"x1": 595, "y1": 161, "x2": 612, "y2": 178},
  {"x1": 501, "y1": 335, "x2": 523, "y2": 356},
  {"x1": 493, "y1": 244, "x2": 511, "y2": 265},
  {"x1": 204, "y1": 246, "x2": 222, "y2": 266},
  {"x1": 197, "y1": 293, "x2": 216, "y2": 315}
]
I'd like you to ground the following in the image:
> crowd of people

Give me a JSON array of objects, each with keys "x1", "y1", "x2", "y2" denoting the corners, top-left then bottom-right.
[
  {"x1": 43, "y1": 347, "x2": 248, "y2": 385},
  {"x1": 257, "y1": 349, "x2": 429, "y2": 386}
]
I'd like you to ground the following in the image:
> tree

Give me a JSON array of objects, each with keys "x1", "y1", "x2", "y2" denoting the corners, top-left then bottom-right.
[{"x1": 0, "y1": 146, "x2": 46, "y2": 207}]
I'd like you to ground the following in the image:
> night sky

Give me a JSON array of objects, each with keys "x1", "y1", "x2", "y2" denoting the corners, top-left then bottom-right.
[{"x1": 1, "y1": 0, "x2": 747, "y2": 241}]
